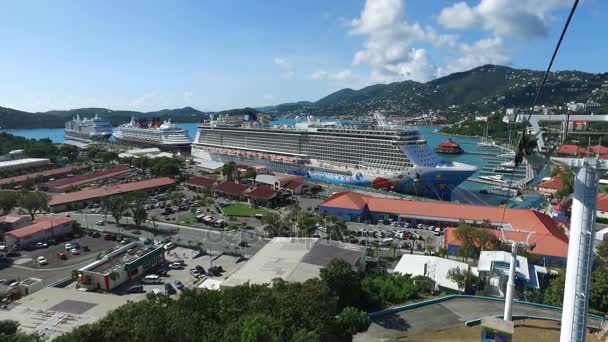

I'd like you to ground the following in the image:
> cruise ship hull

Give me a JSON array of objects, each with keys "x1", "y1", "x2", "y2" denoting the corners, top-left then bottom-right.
[
  {"x1": 65, "y1": 131, "x2": 112, "y2": 142},
  {"x1": 113, "y1": 135, "x2": 191, "y2": 152},
  {"x1": 192, "y1": 147, "x2": 475, "y2": 200}
]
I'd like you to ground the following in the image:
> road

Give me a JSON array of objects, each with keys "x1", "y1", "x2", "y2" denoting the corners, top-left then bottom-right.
[{"x1": 67, "y1": 213, "x2": 268, "y2": 257}]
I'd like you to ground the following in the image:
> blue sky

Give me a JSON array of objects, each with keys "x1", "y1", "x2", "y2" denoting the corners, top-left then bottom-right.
[{"x1": 0, "y1": 0, "x2": 605, "y2": 112}]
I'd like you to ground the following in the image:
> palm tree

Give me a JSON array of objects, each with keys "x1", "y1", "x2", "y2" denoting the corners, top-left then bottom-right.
[{"x1": 222, "y1": 162, "x2": 236, "y2": 182}]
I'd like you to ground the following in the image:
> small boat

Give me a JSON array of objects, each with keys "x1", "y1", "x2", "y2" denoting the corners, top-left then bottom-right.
[{"x1": 435, "y1": 139, "x2": 464, "y2": 154}]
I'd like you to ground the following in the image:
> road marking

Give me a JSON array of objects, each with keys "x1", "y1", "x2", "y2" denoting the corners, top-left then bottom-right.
[{"x1": 440, "y1": 302, "x2": 464, "y2": 319}]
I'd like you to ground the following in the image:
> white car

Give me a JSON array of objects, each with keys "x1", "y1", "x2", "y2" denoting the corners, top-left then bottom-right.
[
  {"x1": 65, "y1": 243, "x2": 72, "y2": 250},
  {"x1": 70, "y1": 248, "x2": 80, "y2": 255},
  {"x1": 164, "y1": 242, "x2": 176, "y2": 250},
  {"x1": 37, "y1": 256, "x2": 48, "y2": 265}
]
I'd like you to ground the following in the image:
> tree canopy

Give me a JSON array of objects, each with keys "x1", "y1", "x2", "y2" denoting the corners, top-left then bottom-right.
[{"x1": 17, "y1": 192, "x2": 49, "y2": 220}]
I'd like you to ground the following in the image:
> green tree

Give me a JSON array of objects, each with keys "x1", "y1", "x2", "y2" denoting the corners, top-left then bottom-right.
[
  {"x1": 446, "y1": 267, "x2": 471, "y2": 294},
  {"x1": 128, "y1": 191, "x2": 148, "y2": 228},
  {"x1": 168, "y1": 191, "x2": 185, "y2": 206},
  {"x1": 336, "y1": 307, "x2": 371, "y2": 336},
  {"x1": 101, "y1": 195, "x2": 129, "y2": 224},
  {"x1": 148, "y1": 157, "x2": 181, "y2": 177},
  {"x1": 222, "y1": 161, "x2": 236, "y2": 181},
  {"x1": 591, "y1": 268, "x2": 608, "y2": 313},
  {"x1": 0, "y1": 320, "x2": 42, "y2": 342},
  {"x1": 240, "y1": 313, "x2": 279, "y2": 342},
  {"x1": 244, "y1": 168, "x2": 257, "y2": 182},
  {"x1": 17, "y1": 192, "x2": 48, "y2": 220},
  {"x1": 95, "y1": 151, "x2": 119, "y2": 163},
  {"x1": 57, "y1": 144, "x2": 79, "y2": 162},
  {"x1": 324, "y1": 215, "x2": 348, "y2": 241},
  {"x1": 319, "y1": 259, "x2": 363, "y2": 310},
  {"x1": 543, "y1": 272, "x2": 566, "y2": 306},
  {"x1": 0, "y1": 191, "x2": 18, "y2": 215},
  {"x1": 261, "y1": 212, "x2": 287, "y2": 237},
  {"x1": 454, "y1": 223, "x2": 477, "y2": 260},
  {"x1": 474, "y1": 228, "x2": 499, "y2": 251},
  {"x1": 555, "y1": 171, "x2": 574, "y2": 200}
]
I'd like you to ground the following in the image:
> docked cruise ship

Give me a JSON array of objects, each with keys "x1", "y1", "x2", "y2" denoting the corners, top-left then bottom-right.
[
  {"x1": 64, "y1": 114, "x2": 113, "y2": 142},
  {"x1": 191, "y1": 113, "x2": 477, "y2": 200},
  {"x1": 113, "y1": 117, "x2": 192, "y2": 150}
]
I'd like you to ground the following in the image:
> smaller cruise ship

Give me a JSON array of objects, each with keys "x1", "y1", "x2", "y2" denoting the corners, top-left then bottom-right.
[
  {"x1": 113, "y1": 117, "x2": 192, "y2": 151},
  {"x1": 65, "y1": 114, "x2": 113, "y2": 142}
]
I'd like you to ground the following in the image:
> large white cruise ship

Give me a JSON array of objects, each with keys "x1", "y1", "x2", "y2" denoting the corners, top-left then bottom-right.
[
  {"x1": 113, "y1": 117, "x2": 192, "y2": 150},
  {"x1": 191, "y1": 113, "x2": 477, "y2": 200},
  {"x1": 65, "y1": 114, "x2": 113, "y2": 142}
]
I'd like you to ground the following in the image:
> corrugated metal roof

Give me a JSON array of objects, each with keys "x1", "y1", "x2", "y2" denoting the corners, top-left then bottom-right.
[
  {"x1": 538, "y1": 176, "x2": 563, "y2": 190},
  {"x1": 49, "y1": 177, "x2": 175, "y2": 206},
  {"x1": 43, "y1": 165, "x2": 131, "y2": 190},
  {"x1": 186, "y1": 176, "x2": 217, "y2": 187},
  {"x1": 214, "y1": 181, "x2": 249, "y2": 195},
  {"x1": 249, "y1": 187, "x2": 278, "y2": 200},
  {"x1": 0, "y1": 164, "x2": 89, "y2": 185}
]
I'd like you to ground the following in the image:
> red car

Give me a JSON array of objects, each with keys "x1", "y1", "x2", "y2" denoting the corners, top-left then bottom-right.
[{"x1": 57, "y1": 252, "x2": 67, "y2": 260}]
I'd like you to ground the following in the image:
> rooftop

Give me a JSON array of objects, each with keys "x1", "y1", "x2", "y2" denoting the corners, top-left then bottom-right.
[
  {"x1": 598, "y1": 192, "x2": 608, "y2": 212},
  {"x1": 214, "y1": 181, "x2": 250, "y2": 196},
  {"x1": 255, "y1": 174, "x2": 279, "y2": 185},
  {"x1": 538, "y1": 176, "x2": 563, "y2": 190},
  {"x1": 6, "y1": 217, "x2": 73, "y2": 239},
  {"x1": 444, "y1": 226, "x2": 568, "y2": 259},
  {"x1": 478, "y1": 250, "x2": 530, "y2": 281},
  {"x1": 43, "y1": 165, "x2": 131, "y2": 190},
  {"x1": 0, "y1": 214, "x2": 28, "y2": 224},
  {"x1": 0, "y1": 164, "x2": 89, "y2": 186},
  {"x1": 248, "y1": 187, "x2": 278, "y2": 200},
  {"x1": 321, "y1": 191, "x2": 565, "y2": 233},
  {"x1": 392, "y1": 254, "x2": 469, "y2": 291},
  {"x1": 185, "y1": 176, "x2": 217, "y2": 187},
  {"x1": 221, "y1": 237, "x2": 366, "y2": 287},
  {"x1": 0, "y1": 158, "x2": 49, "y2": 169},
  {"x1": 83, "y1": 243, "x2": 164, "y2": 274},
  {"x1": 49, "y1": 177, "x2": 175, "y2": 206}
]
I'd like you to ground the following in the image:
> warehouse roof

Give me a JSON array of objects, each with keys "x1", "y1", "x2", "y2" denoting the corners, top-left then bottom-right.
[
  {"x1": 0, "y1": 164, "x2": 89, "y2": 185},
  {"x1": 6, "y1": 217, "x2": 73, "y2": 239},
  {"x1": 538, "y1": 176, "x2": 563, "y2": 191},
  {"x1": 392, "y1": 255, "x2": 469, "y2": 291},
  {"x1": 49, "y1": 177, "x2": 175, "y2": 206},
  {"x1": 248, "y1": 187, "x2": 278, "y2": 200},
  {"x1": 0, "y1": 215, "x2": 27, "y2": 224},
  {"x1": 43, "y1": 165, "x2": 131, "y2": 190},
  {"x1": 221, "y1": 238, "x2": 366, "y2": 287}
]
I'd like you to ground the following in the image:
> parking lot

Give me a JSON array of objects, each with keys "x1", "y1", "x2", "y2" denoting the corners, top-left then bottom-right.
[
  {"x1": 112, "y1": 246, "x2": 243, "y2": 297},
  {"x1": 345, "y1": 221, "x2": 445, "y2": 251}
]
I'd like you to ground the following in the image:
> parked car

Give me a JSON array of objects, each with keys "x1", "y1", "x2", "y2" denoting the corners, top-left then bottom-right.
[
  {"x1": 37, "y1": 256, "x2": 48, "y2": 265},
  {"x1": 174, "y1": 280, "x2": 185, "y2": 290},
  {"x1": 190, "y1": 269, "x2": 201, "y2": 278},
  {"x1": 96, "y1": 221, "x2": 105, "y2": 226},
  {"x1": 70, "y1": 248, "x2": 80, "y2": 255},
  {"x1": 164, "y1": 242, "x2": 176, "y2": 250},
  {"x1": 35, "y1": 242, "x2": 48, "y2": 249},
  {"x1": 72, "y1": 242, "x2": 80, "y2": 249},
  {"x1": 64, "y1": 243, "x2": 73, "y2": 250},
  {"x1": 164, "y1": 283, "x2": 176, "y2": 294},
  {"x1": 57, "y1": 252, "x2": 67, "y2": 260},
  {"x1": 168, "y1": 262, "x2": 183, "y2": 269},
  {"x1": 127, "y1": 285, "x2": 144, "y2": 293},
  {"x1": 142, "y1": 274, "x2": 163, "y2": 284}
]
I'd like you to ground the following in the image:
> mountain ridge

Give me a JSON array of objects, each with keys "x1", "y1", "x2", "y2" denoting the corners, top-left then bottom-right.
[{"x1": 2, "y1": 64, "x2": 608, "y2": 129}]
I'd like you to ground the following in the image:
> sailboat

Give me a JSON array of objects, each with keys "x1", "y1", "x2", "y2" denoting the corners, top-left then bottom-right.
[{"x1": 477, "y1": 121, "x2": 497, "y2": 149}]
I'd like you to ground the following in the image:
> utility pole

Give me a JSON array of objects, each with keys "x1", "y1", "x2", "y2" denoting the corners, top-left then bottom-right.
[{"x1": 552, "y1": 157, "x2": 607, "y2": 341}]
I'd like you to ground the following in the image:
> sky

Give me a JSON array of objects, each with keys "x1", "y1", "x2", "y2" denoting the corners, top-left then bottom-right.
[{"x1": 0, "y1": 0, "x2": 605, "y2": 113}]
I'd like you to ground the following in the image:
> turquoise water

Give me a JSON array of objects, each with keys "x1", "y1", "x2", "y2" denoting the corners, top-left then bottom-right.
[{"x1": 3, "y1": 121, "x2": 528, "y2": 206}]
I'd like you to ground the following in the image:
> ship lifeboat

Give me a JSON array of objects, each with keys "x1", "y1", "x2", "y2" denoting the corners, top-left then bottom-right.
[{"x1": 372, "y1": 177, "x2": 393, "y2": 190}]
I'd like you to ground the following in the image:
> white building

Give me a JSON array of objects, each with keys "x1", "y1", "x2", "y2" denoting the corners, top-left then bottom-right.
[
  {"x1": 0, "y1": 158, "x2": 50, "y2": 173},
  {"x1": 221, "y1": 238, "x2": 366, "y2": 288},
  {"x1": 4, "y1": 217, "x2": 73, "y2": 249},
  {"x1": 392, "y1": 254, "x2": 469, "y2": 292}
]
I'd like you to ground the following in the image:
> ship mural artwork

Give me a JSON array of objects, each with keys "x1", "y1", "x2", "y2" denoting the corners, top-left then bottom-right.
[
  {"x1": 113, "y1": 117, "x2": 192, "y2": 151},
  {"x1": 191, "y1": 113, "x2": 477, "y2": 200}
]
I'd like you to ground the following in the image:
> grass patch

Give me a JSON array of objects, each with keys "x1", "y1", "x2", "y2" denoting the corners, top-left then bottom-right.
[{"x1": 222, "y1": 203, "x2": 271, "y2": 217}]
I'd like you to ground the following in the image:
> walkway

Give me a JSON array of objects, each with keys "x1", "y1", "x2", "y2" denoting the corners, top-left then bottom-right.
[{"x1": 356, "y1": 296, "x2": 603, "y2": 341}]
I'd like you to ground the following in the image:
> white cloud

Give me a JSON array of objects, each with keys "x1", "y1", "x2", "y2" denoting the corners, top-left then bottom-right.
[
  {"x1": 273, "y1": 57, "x2": 295, "y2": 79},
  {"x1": 311, "y1": 69, "x2": 357, "y2": 82},
  {"x1": 439, "y1": 37, "x2": 511, "y2": 76},
  {"x1": 131, "y1": 91, "x2": 159, "y2": 109},
  {"x1": 438, "y1": 0, "x2": 568, "y2": 39}
]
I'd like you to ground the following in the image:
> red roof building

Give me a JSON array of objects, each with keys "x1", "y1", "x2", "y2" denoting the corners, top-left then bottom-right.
[
  {"x1": 537, "y1": 176, "x2": 563, "y2": 195},
  {"x1": 214, "y1": 182, "x2": 250, "y2": 199},
  {"x1": 41, "y1": 165, "x2": 131, "y2": 192},
  {"x1": 0, "y1": 164, "x2": 89, "y2": 186},
  {"x1": 248, "y1": 187, "x2": 278, "y2": 200},
  {"x1": 590, "y1": 145, "x2": 608, "y2": 156},
  {"x1": 5, "y1": 217, "x2": 74, "y2": 248},
  {"x1": 185, "y1": 176, "x2": 217, "y2": 188},
  {"x1": 49, "y1": 177, "x2": 175, "y2": 211},
  {"x1": 598, "y1": 193, "x2": 608, "y2": 220},
  {"x1": 0, "y1": 215, "x2": 31, "y2": 231},
  {"x1": 320, "y1": 191, "x2": 568, "y2": 263},
  {"x1": 556, "y1": 144, "x2": 587, "y2": 157}
]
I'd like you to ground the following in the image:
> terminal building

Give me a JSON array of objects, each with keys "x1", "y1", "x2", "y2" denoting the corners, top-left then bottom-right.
[
  {"x1": 319, "y1": 191, "x2": 569, "y2": 264},
  {"x1": 48, "y1": 177, "x2": 175, "y2": 212},
  {"x1": 40, "y1": 165, "x2": 132, "y2": 192},
  {"x1": 0, "y1": 158, "x2": 50, "y2": 174},
  {"x1": 75, "y1": 242, "x2": 165, "y2": 291},
  {"x1": 0, "y1": 164, "x2": 89, "y2": 188}
]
